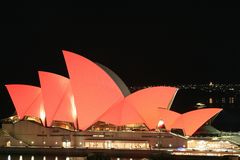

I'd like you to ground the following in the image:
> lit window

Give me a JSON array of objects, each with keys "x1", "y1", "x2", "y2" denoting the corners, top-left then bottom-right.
[{"x1": 6, "y1": 141, "x2": 11, "y2": 147}]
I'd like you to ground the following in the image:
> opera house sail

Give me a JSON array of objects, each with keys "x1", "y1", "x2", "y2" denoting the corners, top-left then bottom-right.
[{"x1": 1, "y1": 50, "x2": 233, "y2": 153}]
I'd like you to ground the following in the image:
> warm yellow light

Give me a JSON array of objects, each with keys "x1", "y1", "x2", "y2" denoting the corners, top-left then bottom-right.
[
  {"x1": 40, "y1": 106, "x2": 46, "y2": 123},
  {"x1": 71, "y1": 96, "x2": 77, "y2": 120},
  {"x1": 157, "y1": 119, "x2": 164, "y2": 128}
]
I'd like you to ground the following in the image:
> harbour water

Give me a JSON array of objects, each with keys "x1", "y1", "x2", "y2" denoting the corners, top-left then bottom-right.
[
  {"x1": 171, "y1": 88, "x2": 240, "y2": 132},
  {"x1": 1, "y1": 154, "x2": 238, "y2": 160},
  {"x1": 0, "y1": 155, "x2": 86, "y2": 160}
]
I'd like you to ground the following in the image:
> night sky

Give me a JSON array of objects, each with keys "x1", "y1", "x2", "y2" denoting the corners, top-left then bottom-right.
[{"x1": 1, "y1": 2, "x2": 240, "y2": 120}]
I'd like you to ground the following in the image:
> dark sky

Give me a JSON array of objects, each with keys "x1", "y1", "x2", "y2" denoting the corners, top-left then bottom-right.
[{"x1": 1, "y1": 2, "x2": 240, "y2": 118}]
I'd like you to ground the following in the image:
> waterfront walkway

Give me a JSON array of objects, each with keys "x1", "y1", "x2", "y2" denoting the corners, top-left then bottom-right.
[{"x1": 0, "y1": 147, "x2": 239, "y2": 160}]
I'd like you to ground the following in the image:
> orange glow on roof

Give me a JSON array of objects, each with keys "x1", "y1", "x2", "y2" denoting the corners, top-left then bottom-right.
[
  {"x1": 125, "y1": 86, "x2": 178, "y2": 129},
  {"x1": 154, "y1": 108, "x2": 180, "y2": 130},
  {"x1": 63, "y1": 50, "x2": 124, "y2": 130},
  {"x1": 98, "y1": 99, "x2": 146, "y2": 126},
  {"x1": 98, "y1": 87, "x2": 179, "y2": 129},
  {"x1": 170, "y1": 108, "x2": 222, "y2": 136},
  {"x1": 126, "y1": 86, "x2": 178, "y2": 110},
  {"x1": 38, "y1": 71, "x2": 77, "y2": 127},
  {"x1": 4, "y1": 51, "x2": 222, "y2": 134}
]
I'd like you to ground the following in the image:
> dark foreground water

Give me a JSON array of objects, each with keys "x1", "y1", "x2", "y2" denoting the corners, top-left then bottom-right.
[
  {"x1": 0, "y1": 155, "x2": 232, "y2": 160},
  {"x1": 0, "y1": 155, "x2": 152, "y2": 160}
]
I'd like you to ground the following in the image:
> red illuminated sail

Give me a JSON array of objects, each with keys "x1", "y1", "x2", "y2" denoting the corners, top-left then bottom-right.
[
  {"x1": 63, "y1": 50, "x2": 124, "y2": 130},
  {"x1": 98, "y1": 86, "x2": 179, "y2": 129},
  {"x1": 38, "y1": 71, "x2": 77, "y2": 127},
  {"x1": 5, "y1": 84, "x2": 45, "y2": 124},
  {"x1": 125, "y1": 86, "x2": 178, "y2": 129},
  {"x1": 170, "y1": 108, "x2": 222, "y2": 136}
]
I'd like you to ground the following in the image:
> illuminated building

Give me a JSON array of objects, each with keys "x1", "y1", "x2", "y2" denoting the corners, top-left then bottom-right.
[{"x1": 0, "y1": 50, "x2": 231, "y2": 151}]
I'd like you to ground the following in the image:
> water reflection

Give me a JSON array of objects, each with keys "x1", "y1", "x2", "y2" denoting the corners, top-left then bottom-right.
[
  {"x1": 1, "y1": 156, "x2": 149, "y2": 160},
  {"x1": 1, "y1": 155, "x2": 63, "y2": 160}
]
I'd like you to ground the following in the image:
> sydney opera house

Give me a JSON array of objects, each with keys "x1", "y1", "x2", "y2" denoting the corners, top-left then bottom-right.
[{"x1": 0, "y1": 51, "x2": 236, "y2": 152}]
